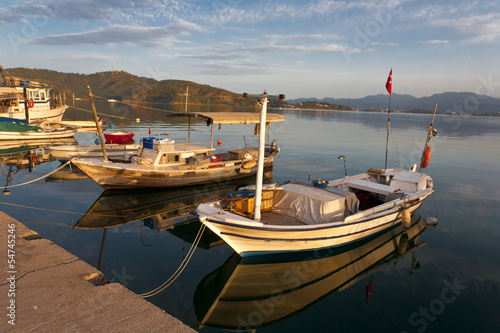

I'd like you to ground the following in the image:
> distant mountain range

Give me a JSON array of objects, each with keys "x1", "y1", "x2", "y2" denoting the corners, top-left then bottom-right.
[
  {"x1": 4, "y1": 67, "x2": 499, "y2": 115},
  {"x1": 287, "y1": 92, "x2": 500, "y2": 115}
]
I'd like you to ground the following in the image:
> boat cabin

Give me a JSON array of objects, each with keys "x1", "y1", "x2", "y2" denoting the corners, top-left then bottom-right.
[{"x1": 0, "y1": 83, "x2": 51, "y2": 115}]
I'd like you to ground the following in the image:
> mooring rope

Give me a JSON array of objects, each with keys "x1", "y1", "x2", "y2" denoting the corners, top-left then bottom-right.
[
  {"x1": 2, "y1": 160, "x2": 71, "y2": 189},
  {"x1": 91, "y1": 95, "x2": 180, "y2": 115},
  {"x1": 139, "y1": 223, "x2": 206, "y2": 298},
  {"x1": 68, "y1": 105, "x2": 131, "y2": 120}
]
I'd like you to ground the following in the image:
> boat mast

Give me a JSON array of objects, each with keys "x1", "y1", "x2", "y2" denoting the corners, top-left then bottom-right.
[
  {"x1": 0, "y1": 64, "x2": 8, "y2": 85},
  {"x1": 23, "y1": 86, "x2": 30, "y2": 123},
  {"x1": 418, "y1": 102, "x2": 438, "y2": 172},
  {"x1": 87, "y1": 86, "x2": 109, "y2": 162},
  {"x1": 185, "y1": 84, "x2": 191, "y2": 144},
  {"x1": 244, "y1": 91, "x2": 284, "y2": 222},
  {"x1": 384, "y1": 69, "x2": 393, "y2": 170}
]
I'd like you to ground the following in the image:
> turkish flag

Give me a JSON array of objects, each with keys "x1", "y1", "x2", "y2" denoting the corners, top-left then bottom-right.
[{"x1": 385, "y1": 69, "x2": 392, "y2": 95}]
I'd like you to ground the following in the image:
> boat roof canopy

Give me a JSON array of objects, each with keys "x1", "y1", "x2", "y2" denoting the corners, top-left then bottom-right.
[{"x1": 170, "y1": 112, "x2": 285, "y2": 125}]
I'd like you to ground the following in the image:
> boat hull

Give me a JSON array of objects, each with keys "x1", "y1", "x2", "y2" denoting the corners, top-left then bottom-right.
[
  {"x1": 197, "y1": 188, "x2": 432, "y2": 256},
  {"x1": 0, "y1": 127, "x2": 77, "y2": 140},
  {"x1": 72, "y1": 154, "x2": 276, "y2": 190},
  {"x1": 0, "y1": 105, "x2": 68, "y2": 123},
  {"x1": 47, "y1": 144, "x2": 141, "y2": 162}
]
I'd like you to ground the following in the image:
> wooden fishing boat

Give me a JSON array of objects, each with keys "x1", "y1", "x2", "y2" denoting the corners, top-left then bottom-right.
[
  {"x1": 72, "y1": 112, "x2": 284, "y2": 190},
  {"x1": 0, "y1": 64, "x2": 68, "y2": 122},
  {"x1": 194, "y1": 213, "x2": 428, "y2": 330},
  {"x1": 197, "y1": 170, "x2": 433, "y2": 256},
  {"x1": 196, "y1": 91, "x2": 437, "y2": 257}
]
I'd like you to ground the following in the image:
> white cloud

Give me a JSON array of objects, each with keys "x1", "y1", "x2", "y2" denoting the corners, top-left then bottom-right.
[
  {"x1": 27, "y1": 21, "x2": 201, "y2": 47},
  {"x1": 0, "y1": 0, "x2": 185, "y2": 26},
  {"x1": 416, "y1": 39, "x2": 450, "y2": 45},
  {"x1": 437, "y1": 13, "x2": 500, "y2": 43}
]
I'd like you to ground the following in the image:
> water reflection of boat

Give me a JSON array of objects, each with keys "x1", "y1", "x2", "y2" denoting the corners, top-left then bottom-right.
[
  {"x1": 74, "y1": 168, "x2": 273, "y2": 231},
  {"x1": 194, "y1": 213, "x2": 428, "y2": 331},
  {"x1": 0, "y1": 139, "x2": 75, "y2": 194},
  {"x1": 45, "y1": 163, "x2": 89, "y2": 182}
]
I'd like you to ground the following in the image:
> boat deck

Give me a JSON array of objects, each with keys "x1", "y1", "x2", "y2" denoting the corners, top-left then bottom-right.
[{"x1": 260, "y1": 211, "x2": 308, "y2": 226}]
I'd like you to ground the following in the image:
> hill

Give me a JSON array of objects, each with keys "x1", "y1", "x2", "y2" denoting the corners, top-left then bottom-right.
[
  {"x1": 5, "y1": 67, "x2": 255, "y2": 106},
  {"x1": 4, "y1": 67, "x2": 499, "y2": 115}
]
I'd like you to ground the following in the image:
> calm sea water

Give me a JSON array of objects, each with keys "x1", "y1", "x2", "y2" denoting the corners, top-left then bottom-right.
[{"x1": 2, "y1": 100, "x2": 500, "y2": 332}]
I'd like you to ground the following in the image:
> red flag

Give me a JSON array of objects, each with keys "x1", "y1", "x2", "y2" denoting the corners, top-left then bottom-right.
[{"x1": 385, "y1": 69, "x2": 392, "y2": 95}]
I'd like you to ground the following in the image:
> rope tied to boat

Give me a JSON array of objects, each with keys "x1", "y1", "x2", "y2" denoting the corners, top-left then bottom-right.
[
  {"x1": 139, "y1": 222, "x2": 206, "y2": 298},
  {"x1": 2, "y1": 160, "x2": 72, "y2": 189}
]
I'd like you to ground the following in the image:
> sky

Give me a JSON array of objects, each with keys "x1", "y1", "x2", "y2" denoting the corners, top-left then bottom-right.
[{"x1": 0, "y1": 0, "x2": 499, "y2": 99}]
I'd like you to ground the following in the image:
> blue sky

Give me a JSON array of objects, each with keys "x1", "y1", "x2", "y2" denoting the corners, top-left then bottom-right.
[{"x1": 1, "y1": 0, "x2": 499, "y2": 99}]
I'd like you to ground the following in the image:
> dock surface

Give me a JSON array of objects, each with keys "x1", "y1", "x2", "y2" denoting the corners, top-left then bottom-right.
[{"x1": 0, "y1": 212, "x2": 196, "y2": 332}]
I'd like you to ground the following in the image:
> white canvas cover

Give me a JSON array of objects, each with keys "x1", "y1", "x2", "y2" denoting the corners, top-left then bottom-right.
[{"x1": 273, "y1": 184, "x2": 346, "y2": 224}]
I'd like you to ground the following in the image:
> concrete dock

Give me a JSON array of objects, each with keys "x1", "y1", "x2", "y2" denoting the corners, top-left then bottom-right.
[{"x1": 0, "y1": 212, "x2": 197, "y2": 332}]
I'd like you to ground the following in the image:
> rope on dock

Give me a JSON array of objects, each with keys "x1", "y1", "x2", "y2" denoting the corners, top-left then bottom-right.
[
  {"x1": 139, "y1": 223, "x2": 206, "y2": 298},
  {"x1": 2, "y1": 160, "x2": 72, "y2": 189}
]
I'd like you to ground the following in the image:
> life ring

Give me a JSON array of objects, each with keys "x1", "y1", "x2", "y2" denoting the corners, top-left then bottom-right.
[
  {"x1": 420, "y1": 146, "x2": 431, "y2": 168},
  {"x1": 28, "y1": 99, "x2": 35, "y2": 108}
]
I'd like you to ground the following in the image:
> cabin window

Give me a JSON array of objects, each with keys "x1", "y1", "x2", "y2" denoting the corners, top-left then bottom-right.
[
  {"x1": 40, "y1": 91, "x2": 46, "y2": 100},
  {"x1": 33, "y1": 91, "x2": 40, "y2": 101},
  {"x1": 168, "y1": 154, "x2": 180, "y2": 163},
  {"x1": 159, "y1": 154, "x2": 180, "y2": 164}
]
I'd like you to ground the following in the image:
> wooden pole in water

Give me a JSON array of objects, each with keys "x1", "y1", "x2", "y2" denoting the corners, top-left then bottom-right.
[
  {"x1": 87, "y1": 86, "x2": 108, "y2": 162},
  {"x1": 23, "y1": 87, "x2": 30, "y2": 123}
]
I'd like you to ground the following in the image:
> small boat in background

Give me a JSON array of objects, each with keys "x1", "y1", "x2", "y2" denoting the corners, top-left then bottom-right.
[
  {"x1": 47, "y1": 143, "x2": 141, "y2": 162},
  {"x1": 0, "y1": 64, "x2": 68, "y2": 122},
  {"x1": 0, "y1": 119, "x2": 77, "y2": 140},
  {"x1": 103, "y1": 131, "x2": 135, "y2": 143},
  {"x1": 56, "y1": 120, "x2": 102, "y2": 132}
]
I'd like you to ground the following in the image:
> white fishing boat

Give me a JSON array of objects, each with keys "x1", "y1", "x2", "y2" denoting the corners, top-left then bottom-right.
[
  {"x1": 0, "y1": 64, "x2": 68, "y2": 122},
  {"x1": 196, "y1": 91, "x2": 438, "y2": 257},
  {"x1": 72, "y1": 111, "x2": 284, "y2": 190},
  {"x1": 47, "y1": 143, "x2": 141, "y2": 162},
  {"x1": 0, "y1": 120, "x2": 77, "y2": 140},
  {"x1": 194, "y1": 214, "x2": 428, "y2": 330}
]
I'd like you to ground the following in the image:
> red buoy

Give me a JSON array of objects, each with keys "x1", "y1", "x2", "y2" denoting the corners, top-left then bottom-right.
[
  {"x1": 420, "y1": 146, "x2": 431, "y2": 168},
  {"x1": 217, "y1": 139, "x2": 222, "y2": 146}
]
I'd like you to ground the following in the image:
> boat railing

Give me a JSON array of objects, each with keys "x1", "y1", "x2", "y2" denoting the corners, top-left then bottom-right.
[{"x1": 170, "y1": 138, "x2": 212, "y2": 150}]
